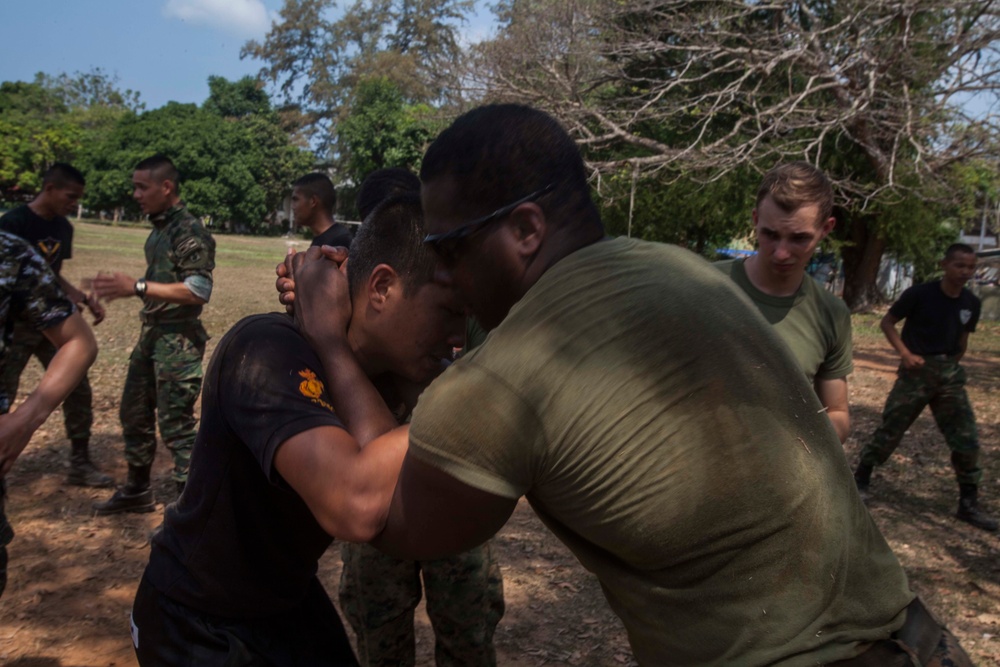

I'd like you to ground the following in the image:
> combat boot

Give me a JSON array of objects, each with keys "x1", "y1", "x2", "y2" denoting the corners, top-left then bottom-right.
[
  {"x1": 853, "y1": 462, "x2": 873, "y2": 493},
  {"x1": 956, "y1": 484, "x2": 998, "y2": 531},
  {"x1": 67, "y1": 440, "x2": 113, "y2": 488},
  {"x1": 93, "y1": 464, "x2": 155, "y2": 515}
]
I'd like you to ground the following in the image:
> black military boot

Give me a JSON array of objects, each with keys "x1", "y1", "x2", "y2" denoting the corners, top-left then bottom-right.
[
  {"x1": 956, "y1": 484, "x2": 998, "y2": 531},
  {"x1": 67, "y1": 439, "x2": 113, "y2": 488},
  {"x1": 93, "y1": 464, "x2": 155, "y2": 515},
  {"x1": 853, "y1": 462, "x2": 873, "y2": 494}
]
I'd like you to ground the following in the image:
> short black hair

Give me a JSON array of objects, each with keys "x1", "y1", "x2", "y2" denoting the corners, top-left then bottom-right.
[
  {"x1": 42, "y1": 163, "x2": 85, "y2": 189},
  {"x1": 293, "y1": 173, "x2": 337, "y2": 215},
  {"x1": 356, "y1": 168, "x2": 421, "y2": 222},
  {"x1": 944, "y1": 243, "x2": 975, "y2": 260},
  {"x1": 134, "y1": 154, "x2": 180, "y2": 194},
  {"x1": 347, "y1": 192, "x2": 436, "y2": 298},
  {"x1": 420, "y1": 104, "x2": 601, "y2": 230}
]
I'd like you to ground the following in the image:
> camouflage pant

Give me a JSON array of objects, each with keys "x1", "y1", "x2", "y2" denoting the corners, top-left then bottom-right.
[
  {"x1": 119, "y1": 323, "x2": 207, "y2": 483},
  {"x1": 1, "y1": 318, "x2": 93, "y2": 442},
  {"x1": 860, "y1": 359, "x2": 981, "y2": 486},
  {"x1": 339, "y1": 541, "x2": 504, "y2": 667}
]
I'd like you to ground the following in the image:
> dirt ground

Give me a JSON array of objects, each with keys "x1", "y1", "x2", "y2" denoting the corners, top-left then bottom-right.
[{"x1": 0, "y1": 223, "x2": 998, "y2": 666}]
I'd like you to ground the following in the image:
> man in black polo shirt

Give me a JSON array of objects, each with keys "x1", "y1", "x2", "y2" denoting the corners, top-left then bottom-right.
[
  {"x1": 0, "y1": 163, "x2": 110, "y2": 488},
  {"x1": 130, "y1": 194, "x2": 464, "y2": 665},
  {"x1": 292, "y1": 172, "x2": 354, "y2": 248},
  {"x1": 855, "y1": 243, "x2": 996, "y2": 531}
]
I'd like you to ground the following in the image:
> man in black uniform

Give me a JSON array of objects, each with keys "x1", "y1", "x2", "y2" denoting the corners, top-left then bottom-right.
[
  {"x1": 855, "y1": 243, "x2": 996, "y2": 531},
  {"x1": 0, "y1": 163, "x2": 110, "y2": 487},
  {"x1": 292, "y1": 173, "x2": 354, "y2": 248},
  {"x1": 130, "y1": 194, "x2": 464, "y2": 665}
]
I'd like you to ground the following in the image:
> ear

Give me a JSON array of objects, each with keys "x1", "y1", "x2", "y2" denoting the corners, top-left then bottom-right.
[
  {"x1": 365, "y1": 264, "x2": 400, "y2": 313},
  {"x1": 162, "y1": 179, "x2": 177, "y2": 198},
  {"x1": 507, "y1": 203, "x2": 545, "y2": 258},
  {"x1": 818, "y1": 215, "x2": 836, "y2": 239}
]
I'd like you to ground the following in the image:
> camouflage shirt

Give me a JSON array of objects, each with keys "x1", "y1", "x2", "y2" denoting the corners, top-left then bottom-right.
[
  {"x1": 0, "y1": 230, "x2": 75, "y2": 412},
  {"x1": 141, "y1": 204, "x2": 216, "y2": 325}
]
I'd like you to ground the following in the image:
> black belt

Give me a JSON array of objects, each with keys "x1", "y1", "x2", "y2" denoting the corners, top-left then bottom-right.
[{"x1": 830, "y1": 597, "x2": 942, "y2": 666}]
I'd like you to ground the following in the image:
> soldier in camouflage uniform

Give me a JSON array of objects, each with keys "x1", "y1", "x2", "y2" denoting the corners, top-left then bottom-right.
[
  {"x1": 0, "y1": 163, "x2": 111, "y2": 488},
  {"x1": 0, "y1": 230, "x2": 97, "y2": 597},
  {"x1": 855, "y1": 243, "x2": 996, "y2": 531},
  {"x1": 91, "y1": 155, "x2": 215, "y2": 515}
]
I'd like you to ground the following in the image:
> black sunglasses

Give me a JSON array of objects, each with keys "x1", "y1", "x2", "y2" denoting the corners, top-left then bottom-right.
[{"x1": 423, "y1": 183, "x2": 556, "y2": 261}]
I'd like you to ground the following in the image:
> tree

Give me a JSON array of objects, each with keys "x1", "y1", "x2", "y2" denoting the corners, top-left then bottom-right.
[
  {"x1": 337, "y1": 77, "x2": 438, "y2": 188},
  {"x1": 0, "y1": 81, "x2": 79, "y2": 198},
  {"x1": 472, "y1": 0, "x2": 1000, "y2": 308},
  {"x1": 80, "y1": 79, "x2": 313, "y2": 232},
  {"x1": 241, "y1": 0, "x2": 474, "y2": 153},
  {"x1": 0, "y1": 69, "x2": 143, "y2": 200}
]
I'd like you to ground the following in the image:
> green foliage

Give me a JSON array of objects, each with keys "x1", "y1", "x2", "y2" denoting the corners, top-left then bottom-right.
[
  {"x1": 596, "y1": 166, "x2": 756, "y2": 254},
  {"x1": 336, "y1": 77, "x2": 438, "y2": 206},
  {"x1": 79, "y1": 80, "x2": 313, "y2": 233},
  {"x1": 0, "y1": 81, "x2": 80, "y2": 196},
  {"x1": 204, "y1": 75, "x2": 272, "y2": 118}
]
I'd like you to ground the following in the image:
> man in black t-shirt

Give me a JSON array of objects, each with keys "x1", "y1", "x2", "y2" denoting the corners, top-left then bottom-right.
[
  {"x1": 131, "y1": 194, "x2": 465, "y2": 665},
  {"x1": 0, "y1": 163, "x2": 110, "y2": 488},
  {"x1": 292, "y1": 172, "x2": 354, "y2": 248},
  {"x1": 855, "y1": 243, "x2": 996, "y2": 531}
]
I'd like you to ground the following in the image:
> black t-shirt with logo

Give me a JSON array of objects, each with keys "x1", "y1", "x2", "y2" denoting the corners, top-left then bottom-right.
[
  {"x1": 145, "y1": 313, "x2": 346, "y2": 618},
  {"x1": 0, "y1": 205, "x2": 74, "y2": 275},
  {"x1": 889, "y1": 280, "x2": 981, "y2": 356}
]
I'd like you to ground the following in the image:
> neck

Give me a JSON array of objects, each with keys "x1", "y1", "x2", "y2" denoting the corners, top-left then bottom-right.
[
  {"x1": 346, "y1": 315, "x2": 382, "y2": 378},
  {"x1": 744, "y1": 255, "x2": 803, "y2": 297},
  {"x1": 308, "y1": 214, "x2": 334, "y2": 236},
  {"x1": 28, "y1": 198, "x2": 58, "y2": 220},
  {"x1": 940, "y1": 279, "x2": 964, "y2": 298}
]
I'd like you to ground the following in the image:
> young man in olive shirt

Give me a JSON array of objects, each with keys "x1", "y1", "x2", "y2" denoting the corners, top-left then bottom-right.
[{"x1": 717, "y1": 162, "x2": 852, "y2": 442}]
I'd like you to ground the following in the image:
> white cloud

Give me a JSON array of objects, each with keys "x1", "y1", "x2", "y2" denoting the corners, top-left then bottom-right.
[{"x1": 163, "y1": 0, "x2": 272, "y2": 37}]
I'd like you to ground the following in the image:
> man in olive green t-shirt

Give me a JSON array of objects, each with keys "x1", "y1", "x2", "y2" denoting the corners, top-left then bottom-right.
[
  {"x1": 717, "y1": 162, "x2": 853, "y2": 443},
  {"x1": 288, "y1": 106, "x2": 971, "y2": 666}
]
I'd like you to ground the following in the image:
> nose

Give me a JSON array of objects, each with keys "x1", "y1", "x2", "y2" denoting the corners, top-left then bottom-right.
[{"x1": 772, "y1": 242, "x2": 792, "y2": 261}]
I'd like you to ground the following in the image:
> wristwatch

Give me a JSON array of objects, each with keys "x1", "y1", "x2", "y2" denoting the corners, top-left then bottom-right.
[{"x1": 134, "y1": 278, "x2": 148, "y2": 298}]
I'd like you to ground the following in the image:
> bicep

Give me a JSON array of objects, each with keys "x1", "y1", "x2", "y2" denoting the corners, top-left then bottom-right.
[
  {"x1": 375, "y1": 452, "x2": 518, "y2": 560},
  {"x1": 274, "y1": 424, "x2": 410, "y2": 542},
  {"x1": 814, "y1": 376, "x2": 848, "y2": 413}
]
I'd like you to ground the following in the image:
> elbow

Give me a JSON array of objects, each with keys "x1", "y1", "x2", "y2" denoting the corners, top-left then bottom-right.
[{"x1": 317, "y1": 494, "x2": 388, "y2": 544}]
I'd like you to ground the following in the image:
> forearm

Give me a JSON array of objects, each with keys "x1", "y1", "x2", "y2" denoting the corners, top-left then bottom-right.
[
  {"x1": 880, "y1": 316, "x2": 911, "y2": 359},
  {"x1": 827, "y1": 409, "x2": 851, "y2": 443},
  {"x1": 145, "y1": 281, "x2": 208, "y2": 305},
  {"x1": 315, "y1": 338, "x2": 398, "y2": 445},
  {"x1": 57, "y1": 276, "x2": 86, "y2": 304},
  {"x1": 22, "y1": 316, "x2": 97, "y2": 431}
]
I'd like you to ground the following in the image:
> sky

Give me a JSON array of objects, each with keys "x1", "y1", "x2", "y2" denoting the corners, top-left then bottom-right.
[{"x1": 0, "y1": 0, "x2": 496, "y2": 110}]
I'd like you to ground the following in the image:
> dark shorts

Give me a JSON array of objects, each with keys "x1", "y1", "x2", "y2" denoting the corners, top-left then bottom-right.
[{"x1": 131, "y1": 573, "x2": 358, "y2": 666}]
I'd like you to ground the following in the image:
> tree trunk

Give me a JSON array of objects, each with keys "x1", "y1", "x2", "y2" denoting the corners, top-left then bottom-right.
[{"x1": 840, "y1": 216, "x2": 887, "y2": 312}]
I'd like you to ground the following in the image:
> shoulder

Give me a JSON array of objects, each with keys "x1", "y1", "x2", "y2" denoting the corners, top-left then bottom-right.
[
  {"x1": 221, "y1": 313, "x2": 299, "y2": 352},
  {"x1": 0, "y1": 205, "x2": 30, "y2": 230},
  {"x1": 804, "y1": 278, "x2": 850, "y2": 317},
  {"x1": 960, "y1": 287, "x2": 982, "y2": 309}
]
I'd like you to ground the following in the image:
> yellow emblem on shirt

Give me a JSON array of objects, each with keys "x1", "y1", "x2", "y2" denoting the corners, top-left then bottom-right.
[{"x1": 298, "y1": 368, "x2": 334, "y2": 411}]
